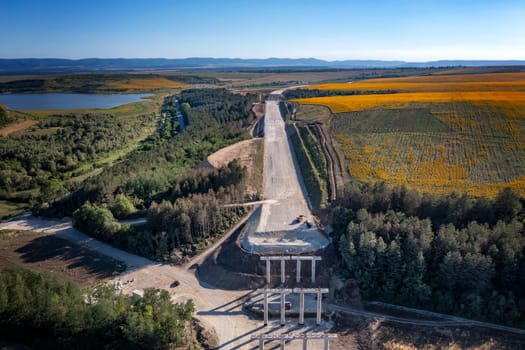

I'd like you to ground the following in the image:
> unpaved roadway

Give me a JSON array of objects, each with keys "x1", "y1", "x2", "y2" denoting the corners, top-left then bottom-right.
[
  {"x1": 241, "y1": 90, "x2": 330, "y2": 253},
  {"x1": 0, "y1": 214, "x2": 335, "y2": 349}
]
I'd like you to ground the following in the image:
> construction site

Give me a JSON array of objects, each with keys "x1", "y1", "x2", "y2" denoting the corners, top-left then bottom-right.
[{"x1": 1, "y1": 88, "x2": 524, "y2": 350}]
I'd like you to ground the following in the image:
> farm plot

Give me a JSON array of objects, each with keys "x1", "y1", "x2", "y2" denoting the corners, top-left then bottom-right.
[
  {"x1": 292, "y1": 72, "x2": 525, "y2": 197},
  {"x1": 331, "y1": 102, "x2": 525, "y2": 197}
]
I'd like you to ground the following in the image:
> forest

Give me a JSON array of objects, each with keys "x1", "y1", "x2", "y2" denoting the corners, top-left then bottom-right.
[
  {"x1": 0, "y1": 267, "x2": 196, "y2": 349},
  {"x1": 36, "y1": 88, "x2": 259, "y2": 260},
  {"x1": 332, "y1": 182, "x2": 525, "y2": 327},
  {"x1": 73, "y1": 162, "x2": 248, "y2": 260}
]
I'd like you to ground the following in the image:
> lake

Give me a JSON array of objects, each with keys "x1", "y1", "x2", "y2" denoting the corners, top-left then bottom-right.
[{"x1": 0, "y1": 93, "x2": 153, "y2": 110}]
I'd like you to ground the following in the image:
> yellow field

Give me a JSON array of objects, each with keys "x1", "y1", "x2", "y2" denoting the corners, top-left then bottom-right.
[
  {"x1": 294, "y1": 72, "x2": 525, "y2": 197},
  {"x1": 295, "y1": 91, "x2": 525, "y2": 113},
  {"x1": 307, "y1": 72, "x2": 525, "y2": 93},
  {"x1": 107, "y1": 77, "x2": 188, "y2": 90}
]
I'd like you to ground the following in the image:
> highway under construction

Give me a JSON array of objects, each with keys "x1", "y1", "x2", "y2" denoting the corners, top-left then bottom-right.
[{"x1": 241, "y1": 89, "x2": 330, "y2": 254}]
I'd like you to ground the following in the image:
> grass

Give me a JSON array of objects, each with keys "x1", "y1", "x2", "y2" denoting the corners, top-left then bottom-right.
[
  {"x1": 289, "y1": 123, "x2": 329, "y2": 208},
  {"x1": 294, "y1": 104, "x2": 332, "y2": 123},
  {"x1": 24, "y1": 91, "x2": 166, "y2": 118},
  {"x1": 306, "y1": 72, "x2": 525, "y2": 92},
  {"x1": 254, "y1": 139, "x2": 264, "y2": 194},
  {"x1": 106, "y1": 77, "x2": 187, "y2": 90},
  {"x1": 0, "y1": 200, "x2": 30, "y2": 219},
  {"x1": 0, "y1": 73, "x2": 188, "y2": 94},
  {"x1": 293, "y1": 72, "x2": 525, "y2": 197}
]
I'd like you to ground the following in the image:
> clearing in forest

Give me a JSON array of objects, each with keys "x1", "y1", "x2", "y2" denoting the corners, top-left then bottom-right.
[{"x1": 293, "y1": 72, "x2": 525, "y2": 196}]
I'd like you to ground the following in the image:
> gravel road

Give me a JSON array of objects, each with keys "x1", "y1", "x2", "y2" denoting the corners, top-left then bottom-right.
[{"x1": 241, "y1": 90, "x2": 330, "y2": 253}]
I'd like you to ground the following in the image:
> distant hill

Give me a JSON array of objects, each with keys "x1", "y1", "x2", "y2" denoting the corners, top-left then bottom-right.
[{"x1": 0, "y1": 58, "x2": 525, "y2": 74}]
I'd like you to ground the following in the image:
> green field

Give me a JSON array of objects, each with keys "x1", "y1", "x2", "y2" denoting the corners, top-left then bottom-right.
[{"x1": 289, "y1": 123, "x2": 329, "y2": 208}]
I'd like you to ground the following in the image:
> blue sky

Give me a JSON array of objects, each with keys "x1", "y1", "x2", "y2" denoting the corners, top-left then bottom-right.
[{"x1": 1, "y1": 0, "x2": 524, "y2": 60}]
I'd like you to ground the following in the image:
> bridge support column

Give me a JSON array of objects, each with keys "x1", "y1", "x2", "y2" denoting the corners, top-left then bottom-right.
[
  {"x1": 296, "y1": 259, "x2": 301, "y2": 283},
  {"x1": 263, "y1": 289, "x2": 268, "y2": 325},
  {"x1": 316, "y1": 290, "x2": 322, "y2": 325},
  {"x1": 311, "y1": 260, "x2": 316, "y2": 283},
  {"x1": 266, "y1": 259, "x2": 271, "y2": 284},
  {"x1": 299, "y1": 291, "x2": 305, "y2": 325},
  {"x1": 280, "y1": 292, "x2": 286, "y2": 326},
  {"x1": 281, "y1": 258, "x2": 286, "y2": 284}
]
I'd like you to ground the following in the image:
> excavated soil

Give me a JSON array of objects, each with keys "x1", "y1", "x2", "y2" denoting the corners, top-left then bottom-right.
[{"x1": 197, "y1": 220, "x2": 336, "y2": 290}]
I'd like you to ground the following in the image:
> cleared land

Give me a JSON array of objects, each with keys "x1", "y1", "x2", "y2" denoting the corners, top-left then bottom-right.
[
  {"x1": 294, "y1": 72, "x2": 525, "y2": 196},
  {"x1": 206, "y1": 138, "x2": 264, "y2": 195},
  {"x1": 0, "y1": 229, "x2": 125, "y2": 286},
  {"x1": 0, "y1": 119, "x2": 37, "y2": 136},
  {"x1": 241, "y1": 91, "x2": 330, "y2": 253}
]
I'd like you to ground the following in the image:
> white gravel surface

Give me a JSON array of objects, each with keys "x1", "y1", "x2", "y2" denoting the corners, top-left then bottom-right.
[{"x1": 241, "y1": 90, "x2": 330, "y2": 253}]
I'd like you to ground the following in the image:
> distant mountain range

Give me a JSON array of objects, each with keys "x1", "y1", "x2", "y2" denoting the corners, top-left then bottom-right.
[{"x1": 1, "y1": 58, "x2": 524, "y2": 74}]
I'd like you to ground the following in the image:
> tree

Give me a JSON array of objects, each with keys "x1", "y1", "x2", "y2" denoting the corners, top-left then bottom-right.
[
  {"x1": 110, "y1": 194, "x2": 136, "y2": 218},
  {"x1": 73, "y1": 202, "x2": 121, "y2": 241},
  {"x1": 494, "y1": 187, "x2": 522, "y2": 223}
]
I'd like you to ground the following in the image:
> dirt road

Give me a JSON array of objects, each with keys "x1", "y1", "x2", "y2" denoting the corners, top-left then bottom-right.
[{"x1": 0, "y1": 214, "x2": 335, "y2": 349}]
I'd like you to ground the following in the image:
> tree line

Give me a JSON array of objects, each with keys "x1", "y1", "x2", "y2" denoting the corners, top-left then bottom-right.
[
  {"x1": 72, "y1": 161, "x2": 248, "y2": 261},
  {"x1": 332, "y1": 182, "x2": 525, "y2": 327},
  {"x1": 0, "y1": 267, "x2": 196, "y2": 349}
]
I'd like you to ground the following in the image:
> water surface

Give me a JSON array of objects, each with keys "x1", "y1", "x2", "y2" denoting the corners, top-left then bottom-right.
[{"x1": 0, "y1": 93, "x2": 152, "y2": 110}]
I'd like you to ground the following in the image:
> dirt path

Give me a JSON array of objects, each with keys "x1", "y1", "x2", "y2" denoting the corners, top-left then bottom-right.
[
  {"x1": 0, "y1": 119, "x2": 37, "y2": 136},
  {"x1": 327, "y1": 303, "x2": 525, "y2": 336},
  {"x1": 0, "y1": 214, "x2": 336, "y2": 349}
]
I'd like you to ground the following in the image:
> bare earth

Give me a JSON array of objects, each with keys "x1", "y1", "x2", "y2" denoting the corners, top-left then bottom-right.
[
  {"x1": 0, "y1": 228, "x2": 124, "y2": 287},
  {"x1": 0, "y1": 119, "x2": 37, "y2": 136},
  {"x1": 207, "y1": 138, "x2": 263, "y2": 196},
  {"x1": 241, "y1": 90, "x2": 330, "y2": 253}
]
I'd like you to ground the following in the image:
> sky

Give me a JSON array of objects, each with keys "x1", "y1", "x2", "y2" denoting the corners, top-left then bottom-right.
[{"x1": 1, "y1": 0, "x2": 524, "y2": 61}]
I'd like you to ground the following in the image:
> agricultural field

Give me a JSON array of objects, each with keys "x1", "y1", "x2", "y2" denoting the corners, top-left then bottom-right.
[{"x1": 293, "y1": 71, "x2": 525, "y2": 196}]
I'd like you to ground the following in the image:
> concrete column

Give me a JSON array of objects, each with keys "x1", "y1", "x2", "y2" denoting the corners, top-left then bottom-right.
[
  {"x1": 299, "y1": 292, "x2": 305, "y2": 325},
  {"x1": 259, "y1": 337, "x2": 265, "y2": 350},
  {"x1": 281, "y1": 258, "x2": 286, "y2": 284},
  {"x1": 263, "y1": 289, "x2": 268, "y2": 325},
  {"x1": 303, "y1": 337, "x2": 308, "y2": 350},
  {"x1": 280, "y1": 292, "x2": 286, "y2": 326},
  {"x1": 311, "y1": 260, "x2": 316, "y2": 283},
  {"x1": 266, "y1": 260, "x2": 271, "y2": 284},
  {"x1": 324, "y1": 336, "x2": 329, "y2": 350},
  {"x1": 280, "y1": 338, "x2": 286, "y2": 350},
  {"x1": 296, "y1": 259, "x2": 301, "y2": 283},
  {"x1": 316, "y1": 291, "x2": 322, "y2": 325}
]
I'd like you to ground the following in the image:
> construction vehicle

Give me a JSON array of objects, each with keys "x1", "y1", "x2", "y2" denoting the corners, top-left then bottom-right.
[{"x1": 295, "y1": 214, "x2": 306, "y2": 223}]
